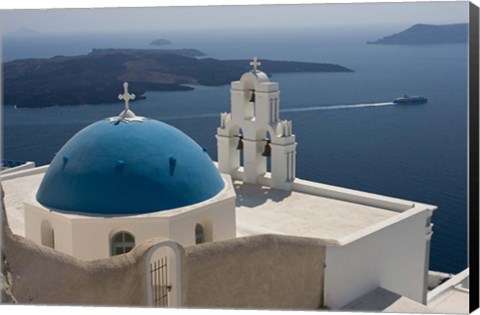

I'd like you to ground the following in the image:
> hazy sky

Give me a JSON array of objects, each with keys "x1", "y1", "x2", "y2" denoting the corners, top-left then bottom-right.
[{"x1": 1, "y1": 1, "x2": 470, "y2": 34}]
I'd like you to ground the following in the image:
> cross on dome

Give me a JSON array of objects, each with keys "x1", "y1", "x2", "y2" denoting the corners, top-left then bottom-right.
[
  {"x1": 250, "y1": 56, "x2": 261, "y2": 72},
  {"x1": 111, "y1": 82, "x2": 144, "y2": 122},
  {"x1": 118, "y1": 82, "x2": 135, "y2": 112}
]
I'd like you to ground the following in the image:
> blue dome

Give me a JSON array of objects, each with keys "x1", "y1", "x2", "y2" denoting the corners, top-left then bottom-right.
[{"x1": 36, "y1": 117, "x2": 225, "y2": 216}]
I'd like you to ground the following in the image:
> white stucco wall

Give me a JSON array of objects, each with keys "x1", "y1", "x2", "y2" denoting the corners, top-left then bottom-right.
[
  {"x1": 69, "y1": 217, "x2": 171, "y2": 260},
  {"x1": 24, "y1": 202, "x2": 74, "y2": 256},
  {"x1": 168, "y1": 197, "x2": 236, "y2": 245},
  {"x1": 324, "y1": 207, "x2": 432, "y2": 309}
]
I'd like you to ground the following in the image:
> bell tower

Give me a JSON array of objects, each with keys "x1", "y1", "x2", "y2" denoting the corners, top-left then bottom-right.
[{"x1": 216, "y1": 57, "x2": 296, "y2": 191}]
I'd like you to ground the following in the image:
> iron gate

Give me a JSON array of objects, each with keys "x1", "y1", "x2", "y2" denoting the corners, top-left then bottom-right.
[{"x1": 150, "y1": 257, "x2": 172, "y2": 306}]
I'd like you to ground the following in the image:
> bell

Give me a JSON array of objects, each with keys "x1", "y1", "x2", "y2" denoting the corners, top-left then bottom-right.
[
  {"x1": 236, "y1": 135, "x2": 244, "y2": 150},
  {"x1": 261, "y1": 140, "x2": 271, "y2": 157},
  {"x1": 249, "y1": 90, "x2": 255, "y2": 103}
]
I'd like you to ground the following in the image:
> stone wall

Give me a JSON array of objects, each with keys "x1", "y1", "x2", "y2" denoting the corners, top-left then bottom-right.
[
  {"x1": 184, "y1": 235, "x2": 326, "y2": 309},
  {"x1": 2, "y1": 231, "x2": 154, "y2": 306}
]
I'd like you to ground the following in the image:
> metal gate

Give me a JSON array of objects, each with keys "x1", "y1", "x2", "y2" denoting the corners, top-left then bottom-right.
[
  {"x1": 145, "y1": 240, "x2": 182, "y2": 307},
  {"x1": 150, "y1": 257, "x2": 171, "y2": 306}
]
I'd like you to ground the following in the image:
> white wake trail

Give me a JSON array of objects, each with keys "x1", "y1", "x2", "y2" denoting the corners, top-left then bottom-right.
[
  {"x1": 161, "y1": 102, "x2": 395, "y2": 121},
  {"x1": 280, "y1": 102, "x2": 395, "y2": 113}
]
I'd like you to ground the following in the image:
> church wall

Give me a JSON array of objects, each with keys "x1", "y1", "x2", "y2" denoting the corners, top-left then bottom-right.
[
  {"x1": 324, "y1": 208, "x2": 431, "y2": 309},
  {"x1": 168, "y1": 197, "x2": 236, "y2": 246},
  {"x1": 44, "y1": 199, "x2": 234, "y2": 261},
  {"x1": 71, "y1": 219, "x2": 108, "y2": 260},
  {"x1": 183, "y1": 234, "x2": 326, "y2": 309},
  {"x1": 70, "y1": 217, "x2": 171, "y2": 260},
  {"x1": 24, "y1": 202, "x2": 74, "y2": 256}
]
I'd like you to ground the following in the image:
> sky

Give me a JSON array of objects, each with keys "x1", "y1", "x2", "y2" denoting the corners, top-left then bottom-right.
[{"x1": 0, "y1": 1, "x2": 470, "y2": 34}]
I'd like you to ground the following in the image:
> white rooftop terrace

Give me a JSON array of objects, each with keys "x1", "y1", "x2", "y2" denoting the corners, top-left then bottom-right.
[
  {"x1": 233, "y1": 176, "x2": 434, "y2": 245},
  {"x1": 2, "y1": 169, "x2": 47, "y2": 236}
]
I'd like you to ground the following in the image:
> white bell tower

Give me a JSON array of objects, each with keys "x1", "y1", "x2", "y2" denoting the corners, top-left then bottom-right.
[{"x1": 216, "y1": 57, "x2": 297, "y2": 191}]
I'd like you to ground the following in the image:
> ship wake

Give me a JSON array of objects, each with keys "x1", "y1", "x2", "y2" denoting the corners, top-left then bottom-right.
[
  {"x1": 161, "y1": 102, "x2": 396, "y2": 121},
  {"x1": 280, "y1": 102, "x2": 395, "y2": 113}
]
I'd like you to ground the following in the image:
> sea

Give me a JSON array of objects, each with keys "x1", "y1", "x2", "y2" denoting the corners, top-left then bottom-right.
[{"x1": 1, "y1": 26, "x2": 469, "y2": 274}]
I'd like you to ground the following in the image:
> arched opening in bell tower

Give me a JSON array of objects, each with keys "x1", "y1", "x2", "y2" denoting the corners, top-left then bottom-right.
[
  {"x1": 244, "y1": 89, "x2": 256, "y2": 120},
  {"x1": 234, "y1": 127, "x2": 245, "y2": 168},
  {"x1": 240, "y1": 73, "x2": 257, "y2": 121},
  {"x1": 257, "y1": 129, "x2": 272, "y2": 173}
]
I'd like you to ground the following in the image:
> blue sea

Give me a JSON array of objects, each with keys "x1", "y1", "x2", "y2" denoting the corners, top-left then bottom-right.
[{"x1": 1, "y1": 27, "x2": 468, "y2": 274}]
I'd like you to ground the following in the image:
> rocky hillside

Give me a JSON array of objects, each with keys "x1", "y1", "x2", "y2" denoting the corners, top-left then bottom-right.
[{"x1": 367, "y1": 23, "x2": 468, "y2": 45}]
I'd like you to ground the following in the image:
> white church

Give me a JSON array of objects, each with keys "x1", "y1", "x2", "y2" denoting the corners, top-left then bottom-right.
[{"x1": 1, "y1": 58, "x2": 469, "y2": 312}]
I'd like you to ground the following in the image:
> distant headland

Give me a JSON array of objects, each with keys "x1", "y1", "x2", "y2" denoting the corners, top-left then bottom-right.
[
  {"x1": 149, "y1": 38, "x2": 171, "y2": 46},
  {"x1": 367, "y1": 23, "x2": 468, "y2": 45},
  {"x1": 3, "y1": 48, "x2": 353, "y2": 108}
]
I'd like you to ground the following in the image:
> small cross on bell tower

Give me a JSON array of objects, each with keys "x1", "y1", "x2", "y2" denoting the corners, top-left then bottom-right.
[{"x1": 250, "y1": 56, "x2": 261, "y2": 73}]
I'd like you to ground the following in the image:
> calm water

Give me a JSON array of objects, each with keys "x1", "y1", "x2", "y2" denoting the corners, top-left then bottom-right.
[{"x1": 1, "y1": 28, "x2": 468, "y2": 273}]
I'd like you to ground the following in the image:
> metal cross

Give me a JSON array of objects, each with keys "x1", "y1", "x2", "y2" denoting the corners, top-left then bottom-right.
[
  {"x1": 250, "y1": 56, "x2": 261, "y2": 72},
  {"x1": 118, "y1": 82, "x2": 135, "y2": 111}
]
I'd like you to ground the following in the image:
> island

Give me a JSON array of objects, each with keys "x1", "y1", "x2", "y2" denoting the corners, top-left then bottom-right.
[
  {"x1": 149, "y1": 38, "x2": 171, "y2": 46},
  {"x1": 3, "y1": 48, "x2": 353, "y2": 108},
  {"x1": 367, "y1": 23, "x2": 468, "y2": 45}
]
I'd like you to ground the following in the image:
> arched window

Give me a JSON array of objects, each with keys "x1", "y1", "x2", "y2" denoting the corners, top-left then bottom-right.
[
  {"x1": 40, "y1": 220, "x2": 55, "y2": 248},
  {"x1": 111, "y1": 231, "x2": 135, "y2": 256},
  {"x1": 195, "y1": 223, "x2": 205, "y2": 244}
]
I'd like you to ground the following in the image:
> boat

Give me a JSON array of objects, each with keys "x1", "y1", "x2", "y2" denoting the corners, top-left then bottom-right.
[{"x1": 393, "y1": 95, "x2": 428, "y2": 104}]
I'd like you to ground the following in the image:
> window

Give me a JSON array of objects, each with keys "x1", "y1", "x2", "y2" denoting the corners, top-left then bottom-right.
[
  {"x1": 111, "y1": 231, "x2": 135, "y2": 256},
  {"x1": 195, "y1": 223, "x2": 205, "y2": 244},
  {"x1": 40, "y1": 220, "x2": 55, "y2": 248}
]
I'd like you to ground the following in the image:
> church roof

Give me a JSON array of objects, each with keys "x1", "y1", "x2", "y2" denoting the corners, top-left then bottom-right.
[{"x1": 36, "y1": 109, "x2": 224, "y2": 216}]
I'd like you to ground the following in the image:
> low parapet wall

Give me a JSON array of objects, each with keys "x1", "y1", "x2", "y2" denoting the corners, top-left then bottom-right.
[
  {"x1": 292, "y1": 178, "x2": 414, "y2": 212},
  {"x1": 0, "y1": 162, "x2": 36, "y2": 176},
  {"x1": 184, "y1": 234, "x2": 326, "y2": 309},
  {"x1": 231, "y1": 168, "x2": 415, "y2": 212},
  {"x1": 1, "y1": 165, "x2": 48, "y2": 181}
]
